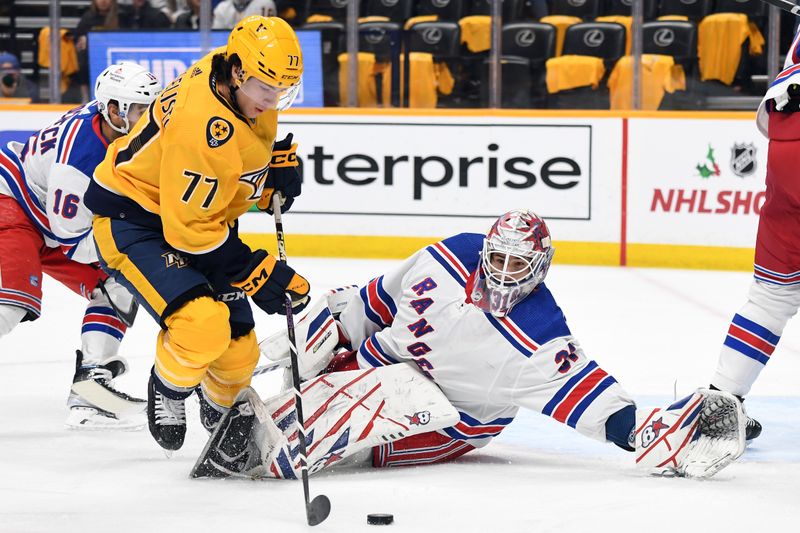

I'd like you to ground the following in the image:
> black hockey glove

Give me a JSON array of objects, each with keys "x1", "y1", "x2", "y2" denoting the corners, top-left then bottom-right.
[
  {"x1": 775, "y1": 84, "x2": 800, "y2": 113},
  {"x1": 231, "y1": 249, "x2": 310, "y2": 315},
  {"x1": 258, "y1": 133, "x2": 301, "y2": 214}
]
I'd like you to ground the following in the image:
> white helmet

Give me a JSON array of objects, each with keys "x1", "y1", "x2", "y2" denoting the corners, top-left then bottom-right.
[
  {"x1": 470, "y1": 209, "x2": 555, "y2": 317},
  {"x1": 95, "y1": 62, "x2": 161, "y2": 134}
]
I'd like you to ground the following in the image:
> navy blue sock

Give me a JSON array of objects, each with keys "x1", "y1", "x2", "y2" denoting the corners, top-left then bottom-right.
[{"x1": 605, "y1": 404, "x2": 636, "y2": 451}]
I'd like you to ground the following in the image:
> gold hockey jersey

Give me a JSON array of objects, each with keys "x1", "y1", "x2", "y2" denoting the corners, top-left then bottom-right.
[{"x1": 93, "y1": 48, "x2": 277, "y2": 255}]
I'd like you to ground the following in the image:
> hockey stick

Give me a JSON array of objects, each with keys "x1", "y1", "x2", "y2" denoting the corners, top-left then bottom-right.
[
  {"x1": 251, "y1": 357, "x2": 288, "y2": 377},
  {"x1": 272, "y1": 194, "x2": 332, "y2": 527},
  {"x1": 758, "y1": 0, "x2": 800, "y2": 15}
]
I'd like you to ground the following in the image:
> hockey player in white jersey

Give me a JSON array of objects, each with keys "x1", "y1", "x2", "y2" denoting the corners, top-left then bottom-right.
[
  {"x1": 193, "y1": 209, "x2": 747, "y2": 480},
  {"x1": 0, "y1": 62, "x2": 161, "y2": 429},
  {"x1": 705, "y1": 29, "x2": 800, "y2": 443}
]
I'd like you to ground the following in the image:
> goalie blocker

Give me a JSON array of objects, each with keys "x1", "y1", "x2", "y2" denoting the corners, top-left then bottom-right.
[{"x1": 257, "y1": 286, "x2": 357, "y2": 386}]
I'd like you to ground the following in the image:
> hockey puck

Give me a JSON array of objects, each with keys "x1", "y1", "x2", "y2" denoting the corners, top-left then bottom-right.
[{"x1": 367, "y1": 513, "x2": 394, "y2": 525}]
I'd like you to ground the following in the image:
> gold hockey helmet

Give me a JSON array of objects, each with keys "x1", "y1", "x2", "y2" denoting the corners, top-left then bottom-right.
[{"x1": 227, "y1": 16, "x2": 303, "y2": 110}]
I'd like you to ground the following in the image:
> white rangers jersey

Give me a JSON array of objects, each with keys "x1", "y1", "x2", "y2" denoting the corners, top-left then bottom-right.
[
  {"x1": 339, "y1": 233, "x2": 634, "y2": 445},
  {"x1": 0, "y1": 102, "x2": 109, "y2": 263}
]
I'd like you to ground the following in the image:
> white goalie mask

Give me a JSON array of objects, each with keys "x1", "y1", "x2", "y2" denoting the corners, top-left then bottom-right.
[
  {"x1": 95, "y1": 62, "x2": 161, "y2": 134},
  {"x1": 470, "y1": 209, "x2": 555, "y2": 317}
]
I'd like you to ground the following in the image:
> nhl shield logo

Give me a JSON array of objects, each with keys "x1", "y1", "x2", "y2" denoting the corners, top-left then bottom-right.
[
  {"x1": 206, "y1": 117, "x2": 233, "y2": 148},
  {"x1": 730, "y1": 142, "x2": 756, "y2": 177}
]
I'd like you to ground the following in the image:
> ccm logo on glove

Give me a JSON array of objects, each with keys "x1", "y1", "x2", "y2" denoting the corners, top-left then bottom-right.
[
  {"x1": 257, "y1": 133, "x2": 302, "y2": 214},
  {"x1": 271, "y1": 145, "x2": 298, "y2": 167},
  {"x1": 232, "y1": 249, "x2": 310, "y2": 314}
]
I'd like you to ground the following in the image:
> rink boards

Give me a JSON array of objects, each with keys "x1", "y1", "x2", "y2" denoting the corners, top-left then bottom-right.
[{"x1": 0, "y1": 106, "x2": 766, "y2": 270}]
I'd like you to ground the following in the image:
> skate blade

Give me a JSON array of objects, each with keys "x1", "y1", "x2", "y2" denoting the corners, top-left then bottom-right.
[{"x1": 65, "y1": 407, "x2": 145, "y2": 431}]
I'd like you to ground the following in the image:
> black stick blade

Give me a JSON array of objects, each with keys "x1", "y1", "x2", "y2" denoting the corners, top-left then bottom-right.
[{"x1": 307, "y1": 495, "x2": 332, "y2": 526}]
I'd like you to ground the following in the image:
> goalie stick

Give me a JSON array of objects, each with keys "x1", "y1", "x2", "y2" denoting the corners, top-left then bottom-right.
[
  {"x1": 758, "y1": 0, "x2": 800, "y2": 15},
  {"x1": 272, "y1": 193, "x2": 331, "y2": 527}
]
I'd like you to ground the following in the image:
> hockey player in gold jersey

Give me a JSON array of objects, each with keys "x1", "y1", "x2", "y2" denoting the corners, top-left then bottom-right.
[{"x1": 85, "y1": 16, "x2": 310, "y2": 451}]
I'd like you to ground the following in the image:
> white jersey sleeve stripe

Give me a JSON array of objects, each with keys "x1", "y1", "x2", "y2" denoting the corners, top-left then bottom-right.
[
  {"x1": 57, "y1": 119, "x2": 82, "y2": 165},
  {"x1": 369, "y1": 276, "x2": 397, "y2": 324},
  {"x1": 564, "y1": 375, "x2": 618, "y2": 428},
  {"x1": 498, "y1": 316, "x2": 541, "y2": 352},
  {"x1": 363, "y1": 335, "x2": 400, "y2": 365},
  {"x1": 427, "y1": 242, "x2": 469, "y2": 285},
  {"x1": 358, "y1": 340, "x2": 393, "y2": 368},
  {"x1": 0, "y1": 146, "x2": 53, "y2": 236},
  {"x1": 483, "y1": 313, "x2": 538, "y2": 356},
  {"x1": 359, "y1": 276, "x2": 396, "y2": 328},
  {"x1": 541, "y1": 360, "x2": 619, "y2": 430}
]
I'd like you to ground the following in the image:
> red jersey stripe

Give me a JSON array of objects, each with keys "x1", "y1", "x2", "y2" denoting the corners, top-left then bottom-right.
[{"x1": 552, "y1": 368, "x2": 608, "y2": 423}]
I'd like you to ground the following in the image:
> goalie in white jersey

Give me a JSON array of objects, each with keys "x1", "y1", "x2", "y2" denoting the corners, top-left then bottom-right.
[
  {"x1": 192, "y1": 210, "x2": 747, "y2": 480},
  {"x1": 0, "y1": 63, "x2": 161, "y2": 429}
]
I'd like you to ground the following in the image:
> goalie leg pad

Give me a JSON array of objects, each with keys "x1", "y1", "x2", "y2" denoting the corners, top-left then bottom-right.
[
  {"x1": 261, "y1": 364, "x2": 459, "y2": 478},
  {"x1": 635, "y1": 388, "x2": 746, "y2": 478},
  {"x1": 192, "y1": 364, "x2": 459, "y2": 479}
]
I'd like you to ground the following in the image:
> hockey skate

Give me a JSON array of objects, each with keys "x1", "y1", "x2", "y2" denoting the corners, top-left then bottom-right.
[
  {"x1": 745, "y1": 416, "x2": 762, "y2": 441},
  {"x1": 191, "y1": 387, "x2": 265, "y2": 479},
  {"x1": 196, "y1": 387, "x2": 229, "y2": 434},
  {"x1": 66, "y1": 350, "x2": 146, "y2": 430},
  {"x1": 710, "y1": 385, "x2": 762, "y2": 442},
  {"x1": 147, "y1": 370, "x2": 188, "y2": 451}
]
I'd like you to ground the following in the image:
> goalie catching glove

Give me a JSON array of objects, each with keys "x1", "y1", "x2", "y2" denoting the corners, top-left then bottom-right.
[
  {"x1": 635, "y1": 388, "x2": 746, "y2": 478},
  {"x1": 257, "y1": 133, "x2": 301, "y2": 214},
  {"x1": 231, "y1": 249, "x2": 310, "y2": 315}
]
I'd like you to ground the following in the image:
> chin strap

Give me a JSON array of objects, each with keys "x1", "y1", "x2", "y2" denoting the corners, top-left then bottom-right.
[
  {"x1": 227, "y1": 82, "x2": 249, "y2": 120},
  {"x1": 99, "y1": 102, "x2": 130, "y2": 135},
  {"x1": 230, "y1": 85, "x2": 242, "y2": 112},
  {"x1": 107, "y1": 116, "x2": 130, "y2": 135}
]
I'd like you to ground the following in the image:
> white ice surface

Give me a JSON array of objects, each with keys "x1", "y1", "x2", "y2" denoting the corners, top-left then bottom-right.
[{"x1": 1, "y1": 260, "x2": 799, "y2": 533}]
